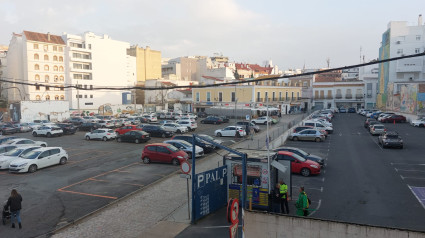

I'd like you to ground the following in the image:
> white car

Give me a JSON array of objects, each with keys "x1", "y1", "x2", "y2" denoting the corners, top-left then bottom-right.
[
  {"x1": 98, "y1": 120, "x2": 114, "y2": 128},
  {"x1": 251, "y1": 117, "x2": 272, "y2": 125},
  {"x1": 162, "y1": 123, "x2": 188, "y2": 134},
  {"x1": 85, "y1": 129, "x2": 116, "y2": 141},
  {"x1": 7, "y1": 138, "x2": 47, "y2": 147},
  {"x1": 411, "y1": 118, "x2": 425, "y2": 127},
  {"x1": 215, "y1": 126, "x2": 247, "y2": 137},
  {"x1": 9, "y1": 147, "x2": 68, "y2": 173},
  {"x1": 313, "y1": 118, "x2": 333, "y2": 127},
  {"x1": 0, "y1": 146, "x2": 41, "y2": 170},
  {"x1": 32, "y1": 125, "x2": 63, "y2": 137},
  {"x1": 176, "y1": 120, "x2": 198, "y2": 131},
  {"x1": 163, "y1": 140, "x2": 204, "y2": 158},
  {"x1": 0, "y1": 144, "x2": 18, "y2": 155},
  {"x1": 142, "y1": 115, "x2": 158, "y2": 122}
]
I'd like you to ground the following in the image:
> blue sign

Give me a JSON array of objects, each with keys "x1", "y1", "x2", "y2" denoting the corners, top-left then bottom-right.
[{"x1": 193, "y1": 165, "x2": 228, "y2": 221}]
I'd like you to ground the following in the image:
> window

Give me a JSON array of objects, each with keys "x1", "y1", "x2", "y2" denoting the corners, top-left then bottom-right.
[
  {"x1": 35, "y1": 74, "x2": 40, "y2": 81},
  {"x1": 55, "y1": 95, "x2": 59, "y2": 100},
  {"x1": 36, "y1": 95, "x2": 41, "y2": 100},
  {"x1": 90, "y1": 95, "x2": 93, "y2": 98},
  {"x1": 44, "y1": 65, "x2": 49, "y2": 71},
  {"x1": 272, "y1": 92, "x2": 276, "y2": 100},
  {"x1": 35, "y1": 84, "x2": 40, "y2": 91},
  {"x1": 59, "y1": 56, "x2": 63, "y2": 62},
  {"x1": 54, "y1": 75, "x2": 58, "y2": 82},
  {"x1": 84, "y1": 95, "x2": 87, "y2": 98},
  {"x1": 45, "y1": 75, "x2": 49, "y2": 82},
  {"x1": 415, "y1": 48, "x2": 421, "y2": 54},
  {"x1": 53, "y1": 56, "x2": 58, "y2": 61},
  {"x1": 285, "y1": 92, "x2": 288, "y2": 100},
  {"x1": 416, "y1": 35, "x2": 421, "y2": 41},
  {"x1": 59, "y1": 47, "x2": 63, "y2": 52},
  {"x1": 257, "y1": 92, "x2": 261, "y2": 101},
  {"x1": 397, "y1": 49, "x2": 403, "y2": 54},
  {"x1": 265, "y1": 92, "x2": 268, "y2": 101},
  {"x1": 157, "y1": 146, "x2": 170, "y2": 154},
  {"x1": 84, "y1": 85, "x2": 87, "y2": 89},
  {"x1": 73, "y1": 74, "x2": 82, "y2": 79},
  {"x1": 44, "y1": 55, "x2": 49, "y2": 61},
  {"x1": 43, "y1": 45, "x2": 48, "y2": 51},
  {"x1": 60, "y1": 86, "x2": 64, "y2": 91},
  {"x1": 45, "y1": 95, "x2": 50, "y2": 100},
  {"x1": 297, "y1": 92, "x2": 300, "y2": 98},
  {"x1": 59, "y1": 76, "x2": 64, "y2": 81},
  {"x1": 218, "y1": 92, "x2": 223, "y2": 102},
  {"x1": 90, "y1": 85, "x2": 93, "y2": 90},
  {"x1": 46, "y1": 86, "x2": 50, "y2": 91},
  {"x1": 231, "y1": 92, "x2": 236, "y2": 102},
  {"x1": 34, "y1": 54, "x2": 39, "y2": 60},
  {"x1": 53, "y1": 66, "x2": 58, "y2": 71},
  {"x1": 34, "y1": 44, "x2": 39, "y2": 49},
  {"x1": 206, "y1": 92, "x2": 211, "y2": 102},
  {"x1": 196, "y1": 92, "x2": 200, "y2": 102},
  {"x1": 291, "y1": 92, "x2": 294, "y2": 99},
  {"x1": 34, "y1": 64, "x2": 40, "y2": 70}
]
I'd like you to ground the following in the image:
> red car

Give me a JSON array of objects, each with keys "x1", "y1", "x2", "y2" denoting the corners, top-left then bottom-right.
[
  {"x1": 115, "y1": 125, "x2": 144, "y2": 135},
  {"x1": 277, "y1": 151, "x2": 321, "y2": 176},
  {"x1": 141, "y1": 143, "x2": 188, "y2": 165},
  {"x1": 381, "y1": 115, "x2": 406, "y2": 123}
]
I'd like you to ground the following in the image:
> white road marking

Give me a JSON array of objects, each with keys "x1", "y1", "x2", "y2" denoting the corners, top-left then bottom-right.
[
  {"x1": 309, "y1": 199, "x2": 322, "y2": 216},
  {"x1": 322, "y1": 177, "x2": 325, "y2": 182},
  {"x1": 370, "y1": 135, "x2": 383, "y2": 151},
  {"x1": 400, "y1": 175, "x2": 405, "y2": 180},
  {"x1": 408, "y1": 185, "x2": 425, "y2": 210},
  {"x1": 394, "y1": 167, "x2": 398, "y2": 172},
  {"x1": 396, "y1": 169, "x2": 425, "y2": 173},
  {"x1": 391, "y1": 163, "x2": 425, "y2": 166},
  {"x1": 401, "y1": 177, "x2": 425, "y2": 180}
]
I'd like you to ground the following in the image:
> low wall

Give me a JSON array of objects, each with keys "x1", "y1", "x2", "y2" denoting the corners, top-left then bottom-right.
[{"x1": 244, "y1": 210, "x2": 425, "y2": 238}]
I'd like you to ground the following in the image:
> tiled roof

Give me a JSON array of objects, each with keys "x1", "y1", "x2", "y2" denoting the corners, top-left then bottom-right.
[
  {"x1": 23, "y1": 31, "x2": 65, "y2": 45},
  {"x1": 161, "y1": 81, "x2": 176, "y2": 86},
  {"x1": 235, "y1": 63, "x2": 273, "y2": 74},
  {"x1": 202, "y1": 75, "x2": 224, "y2": 81}
]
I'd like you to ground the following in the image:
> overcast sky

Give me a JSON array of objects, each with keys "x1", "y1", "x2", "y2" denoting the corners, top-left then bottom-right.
[{"x1": 1, "y1": 0, "x2": 424, "y2": 70}]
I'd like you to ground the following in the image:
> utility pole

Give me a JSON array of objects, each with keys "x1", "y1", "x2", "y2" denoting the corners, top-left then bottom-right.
[
  {"x1": 77, "y1": 81, "x2": 80, "y2": 115},
  {"x1": 266, "y1": 96, "x2": 270, "y2": 193},
  {"x1": 133, "y1": 83, "x2": 137, "y2": 114}
]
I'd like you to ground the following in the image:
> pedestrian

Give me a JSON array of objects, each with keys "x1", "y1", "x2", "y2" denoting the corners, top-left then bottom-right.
[
  {"x1": 250, "y1": 127, "x2": 255, "y2": 140},
  {"x1": 245, "y1": 124, "x2": 250, "y2": 136},
  {"x1": 6, "y1": 189, "x2": 23, "y2": 229},
  {"x1": 295, "y1": 186, "x2": 309, "y2": 216},
  {"x1": 279, "y1": 180, "x2": 289, "y2": 214},
  {"x1": 272, "y1": 183, "x2": 281, "y2": 213}
]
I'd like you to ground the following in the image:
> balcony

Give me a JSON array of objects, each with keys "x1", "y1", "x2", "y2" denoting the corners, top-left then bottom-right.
[
  {"x1": 314, "y1": 96, "x2": 325, "y2": 100},
  {"x1": 335, "y1": 94, "x2": 342, "y2": 99},
  {"x1": 256, "y1": 98, "x2": 263, "y2": 102},
  {"x1": 272, "y1": 98, "x2": 278, "y2": 101},
  {"x1": 356, "y1": 94, "x2": 364, "y2": 99},
  {"x1": 345, "y1": 94, "x2": 353, "y2": 99},
  {"x1": 326, "y1": 96, "x2": 333, "y2": 99}
]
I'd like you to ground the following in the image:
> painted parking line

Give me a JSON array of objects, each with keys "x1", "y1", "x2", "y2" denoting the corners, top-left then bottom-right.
[
  {"x1": 57, "y1": 189, "x2": 118, "y2": 200},
  {"x1": 400, "y1": 175, "x2": 425, "y2": 180},
  {"x1": 408, "y1": 186, "x2": 425, "y2": 210},
  {"x1": 89, "y1": 178, "x2": 144, "y2": 187}
]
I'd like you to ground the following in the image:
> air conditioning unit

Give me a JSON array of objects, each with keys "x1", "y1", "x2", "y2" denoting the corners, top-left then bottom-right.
[{"x1": 396, "y1": 41, "x2": 401, "y2": 44}]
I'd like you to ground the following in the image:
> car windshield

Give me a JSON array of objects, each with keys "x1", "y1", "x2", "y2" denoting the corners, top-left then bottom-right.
[
  {"x1": 167, "y1": 145, "x2": 179, "y2": 152},
  {"x1": 4, "y1": 148, "x2": 25, "y2": 156},
  {"x1": 177, "y1": 140, "x2": 192, "y2": 147},
  {"x1": 199, "y1": 135, "x2": 214, "y2": 141},
  {"x1": 291, "y1": 153, "x2": 307, "y2": 162},
  {"x1": 387, "y1": 135, "x2": 399, "y2": 139},
  {"x1": 20, "y1": 151, "x2": 42, "y2": 159}
]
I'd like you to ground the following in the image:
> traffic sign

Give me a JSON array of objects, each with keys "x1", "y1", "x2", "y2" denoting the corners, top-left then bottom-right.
[{"x1": 180, "y1": 160, "x2": 191, "y2": 174}]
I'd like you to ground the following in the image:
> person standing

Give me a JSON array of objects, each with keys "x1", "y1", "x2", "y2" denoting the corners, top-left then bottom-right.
[
  {"x1": 279, "y1": 180, "x2": 289, "y2": 214},
  {"x1": 271, "y1": 183, "x2": 281, "y2": 213},
  {"x1": 250, "y1": 126, "x2": 255, "y2": 140},
  {"x1": 7, "y1": 189, "x2": 23, "y2": 229},
  {"x1": 295, "y1": 186, "x2": 309, "y2": 216}
]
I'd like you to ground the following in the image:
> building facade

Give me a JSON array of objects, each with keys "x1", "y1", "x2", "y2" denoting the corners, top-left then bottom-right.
[
  {"x1": 359, "y1": 65, "x2": 379, "y2": 109},
  {"x1": 0, "y1": 45, "x2": 8, "y2": 104},
  {"x1": 127, "y1": 45, "x2": 161, "y2": 82}
]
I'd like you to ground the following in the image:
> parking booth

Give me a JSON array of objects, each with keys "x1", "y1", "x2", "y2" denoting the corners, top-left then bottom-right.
[{"x1": 223, "y1": 149, "x2": 292, "y2": 210}]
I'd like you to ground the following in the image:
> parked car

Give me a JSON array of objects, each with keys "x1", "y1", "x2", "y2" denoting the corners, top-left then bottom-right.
[
  {"x1": 380, "y1": 115, "x2": 407, "y2": 123},
  {"x1": 79, "y1": 122, "x2": 100, "y2": 132},
  {"x1": 0, "y1": 124, "x2": 18, "y2": 135},
  {"x1": 303, "y1": 120, "x2": 333, "y2": 134},
  {"x1": 68, "y1": 117, "x2": 86, "y2": 126},
  {"x1": 6, "y1": 138, "x2": 47, "y2": 147},
  {"x1": 0, "y1": 146, "x2": 41, "y2": 170},
  {"x1": 32, "y1": 126, "x2": 63, "y2": 137},
  {"x1": 0, "y1": 136, "x2": 19, "y2": 144},
  {"x1": 339, "y1": 108, "x2": 347, "y2": 113},
  {"x1": 176, "y1": 120, "x2": 198, "y2": 131},
  {"x1": 56, "y1": 123, "x2": 78, "y2": 135},
  {"x1": 364, "y1": 118, "x2": 377, "y2": 128},
  {"x1": 97, "y1": 120, "x2": 114, "y2": 128},
  {"x1": 9, "y1": 147, "x2": 68, "y2": 173},
  {"x1": 162, "y1": 123, "x2": 188, "y2": 134},
  {"x1": 171, "y1": 135, "x2": 215, "y2": 153},
  {"x1": 410, "y1": 118, "x2": 425, "y2": 127},
  {"x1": 164, "y1": 140, "x2": 204, "y2": 158},
  {"x1": 142, "y1": 115, "x2": 158, "y2": 122},
  {"x1": 274, "y1": 147, "x2": 324, "y2": 167},
  {"x1": 141, "y1": 143, "x2": 188, "y2": 165},
  {"x1": 348, "y1": 108, "x2": 356, "y2": 113},
  {"x1": 200, "y1": 116, "x2": 223, "y2": 125},
  {"x1": 214, "y1": 126, "x2": 247, "y2": 137},
  {"x1": 115, "y1": 125, "x2": 144, "y2": 135},
  {"x1": 251, "y1": 116, "x2": 272, "y2": 125},
  {"x1": 378, "y1": 131, "x2": 403, "y2": 149},
  {"x1": 142, "y1": 125, "x2": 174, "y2": 138},
  {"x1": 0, "y1": 145, "x2": 18, "y2": 155},
  {"x1": 288, "y1": 129, "x2": 325, "y2": 142},
  {"x1": 292, "y1": 126, "x2": 314, "y2": 133},
  {"x1": 236, "y1": 121, "x2": 260, "y2": 133},
  {"x1": 377, "y1": 113, "x2": 395, "y2": 122},
  {"x1": 197, "y1": 134, "x2": 223, "y2": 149},
  {"x1": 15, "y1": 123, "x2": 33, "y2": 133},
  {"x1": 369, "y1": 124, "x2": 386, "y2": 135},
  {"x1": 197, "y1": 111, "x2": 208, "y2": 118},
  {"x1": 85, "y1": 129, "x2": 116, "y2": 141},
  {"x1": 277, "y1": 151, "x2": 321, "y2": 176},
  {"x1": 116, "y1": 130, "x2": 151, "y2": 144}
]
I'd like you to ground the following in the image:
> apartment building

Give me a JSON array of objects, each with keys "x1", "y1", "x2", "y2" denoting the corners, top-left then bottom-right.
[
  {"x1": 0, "y1": 45, "x2": 7, "y2": 103},
  {"x1": 6, "y1": 31, "x2": 67, "y2": 102}
]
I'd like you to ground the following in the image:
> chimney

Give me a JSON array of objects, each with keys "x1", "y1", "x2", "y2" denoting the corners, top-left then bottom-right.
[
  {"x1": 419, "y1": 14, "x2": 423, "y2": 26},
  {"x1": 47, "y1": 32, "x2": 51, "y2": 41}
]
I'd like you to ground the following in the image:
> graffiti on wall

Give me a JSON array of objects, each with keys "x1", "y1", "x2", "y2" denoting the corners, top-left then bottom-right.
[
  {"x1": 417, "y1": 84, "x2": 425, "y2": 114},
  {"x1": 400, "y1": 84, "x2": 417, "y2": 114}
]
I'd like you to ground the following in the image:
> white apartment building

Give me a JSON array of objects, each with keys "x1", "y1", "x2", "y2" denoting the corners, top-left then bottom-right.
[
  {"x1": 359, "y1": 65, "x2": 379, "y2": 109},
  {"x1": 62, "y1": 32, "x2": 136, "y2": 110},
  {"x1": 0, "y1": 45, "x2": 7, "y2": 101},
  {"x1": 313, "y1": 81, "x2": 364, "y2": 109},
  {"x1": 6, "y1": 31, "x2": 66, "y2": 102}
]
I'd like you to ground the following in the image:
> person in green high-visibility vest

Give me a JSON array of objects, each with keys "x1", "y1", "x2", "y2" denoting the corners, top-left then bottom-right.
[
  {"x1": 279, "y1": 180, "x2": 289, "y2": 214},
  {"x1": 295, "y1": 186, "x2": 309, "y2": 216}
]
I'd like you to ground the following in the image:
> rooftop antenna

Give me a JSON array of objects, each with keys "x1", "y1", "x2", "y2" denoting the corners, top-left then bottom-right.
[
  {"x1": 326, "y1": 57, "x2": 330, "y2": 68},
  {"x1": 360, "y1": 46, "x2": 362, "y2": 63}
]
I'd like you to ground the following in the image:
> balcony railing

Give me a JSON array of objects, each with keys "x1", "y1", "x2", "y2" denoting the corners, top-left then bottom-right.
[
  {"x1": 356, "y1": 94, "x2": 364, "y2": 99},
  {"x1": 345, "y1": 94, "x2": 353, "y2": 99},
  {"x1": 314, "y1": 96, "x2": 325, "y2": 100},
  {"x1": 256, "y1": 98, "x2": 263, "y2": 102},
  {"x1": 272, "y1": 98, "x2": 277, "y2": 101},
  {"x1": 326, "y1": 96, "x2": 333, "y2": 99},
  {"x1": 335, "y1": 94, "x2": 342, "y2": 99}
]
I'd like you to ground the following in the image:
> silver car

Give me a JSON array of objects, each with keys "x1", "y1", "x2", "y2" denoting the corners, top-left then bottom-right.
[
  {"x1": 370, "y1": 124, "x2": 386, "y2": 135},
  {"x1": 288, "y1": 129, "x2": 325, "y2": 142}
]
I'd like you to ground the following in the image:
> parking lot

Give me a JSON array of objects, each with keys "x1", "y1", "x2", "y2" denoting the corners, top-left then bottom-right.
[
  {"x1": 284, "y1": 112, "x2": 425, "y2": 231},
  {"x1": 0, "y1": 117, "x2": 287, "y2": 238}
]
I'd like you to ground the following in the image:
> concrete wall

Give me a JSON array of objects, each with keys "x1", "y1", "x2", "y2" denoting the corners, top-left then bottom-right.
[
  {"x1": 244, "y1": 210, "x2": 425, "y2": 238},
  {"x1": 20, "y1": 100, "x2": 70, "y2": 122}
]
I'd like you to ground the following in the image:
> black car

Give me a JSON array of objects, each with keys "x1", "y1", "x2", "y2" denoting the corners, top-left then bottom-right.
[
  {"x1": 142, "y1": 125, "x2": 173, "y2": 138},
  {"x1": 171, "y1": 135, "x2": 215, "y2": 153},
  {"x1": 200, "y1": 116, "x2": 223, "y2": 125},
  {"x1": 0, "y1": 124, "x2": 18, "y2": 135},
  {"x1": 56, "y1": 123, "x2": 78, "y2": 134},
  {"x1": 117, "y1": 131, "x2": 151, "y2": 143},
  {"x1": 378, "y1": 131, "x2": 403, "y2": 149},
  {"x1": 274, "y1": 147, "x2": 325, "y2": 166},
  {"x1": 79, "y1": 122, "x2": 100, "y2": 131},
  {"x1": 197, "y1": 111, "x2": 208, "y2": 118}
]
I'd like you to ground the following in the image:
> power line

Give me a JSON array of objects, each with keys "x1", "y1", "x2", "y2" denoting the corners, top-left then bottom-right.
[{"x1": 1, "y1": 51, "x2": 424, "y2": 91}]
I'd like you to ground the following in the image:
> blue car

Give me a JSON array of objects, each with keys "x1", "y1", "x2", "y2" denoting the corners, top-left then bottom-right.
[{"x1": 348, "y1": 108, "x2": 356, "y2": 113}]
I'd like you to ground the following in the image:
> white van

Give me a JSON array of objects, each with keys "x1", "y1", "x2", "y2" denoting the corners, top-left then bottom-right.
[{"x1": 303, "y1": 120, "x2": 333, "y2": 134}]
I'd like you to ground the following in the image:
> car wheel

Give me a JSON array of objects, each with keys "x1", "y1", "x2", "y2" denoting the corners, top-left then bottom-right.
[
  {"x1": 117, "y1": 137, "x2": 122, "y2": 142},
  {"x1": 177, "y1": 130, "x2": 181, "y2": 134},
  {"x1": 264, "y1": 122, "x2": 267, "y2": 125},
  {"x1": 135, "y1": 139, "x2": 140, "y2": 144},
  {"x1": 33, "y1": 132, "x2": 38, "y2": 137},
  {"x1": 172, "y1": 158, "x2": 180, "y2": 166},
  {"x1": 315, "y1": 137, "x2": 321, "y2": 142},
  {"x1": 143, "y1": 157, "x2": 150, "y2": 164},
  {"x1": 102, "y1": 136, "x2": 107, "y2": 141},
  {"x1": 86, "y1": 136, "x2": 90, "y2": 141},
  {"x1": 292, "y1": 136, "x2": 299, "y2": 141},
  {"x1": 217, "y1": 132, "x2": 222, "y2": 137},
  {"x1": 59, "y1": 157, "x2": 67, "y2": 165},
  {"x1": 161, "y1": 133, "x2": 166, "y2": 138},
  {"x1": 28, "y1": 164, "x2": 37, "y2": 173},
  {"x1": 47, "y1": 133, "x2": 52, "y2": 138},
  {"x1": 301, "y1": 168, "x2": 311, "y2": 177},
  {"x1": 419, "y1": 124, "x2": 424, "y2": 127}
]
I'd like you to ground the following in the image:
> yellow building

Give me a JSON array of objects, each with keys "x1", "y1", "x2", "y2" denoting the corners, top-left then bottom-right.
[
  {"x1": 192, "y1": 84, "x2": 303, "y2": 114},
  {"x1": 127, "y1": 46, "x2": 161, "y2": 82}
]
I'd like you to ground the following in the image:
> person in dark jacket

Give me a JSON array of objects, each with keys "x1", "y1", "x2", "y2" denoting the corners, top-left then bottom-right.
[
  {"x1": 271, "y1": 183, "x2": 281, "y2": 213},
  {"x1": 6, "y1": 189, "x2": 23, "y2": 229}
]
